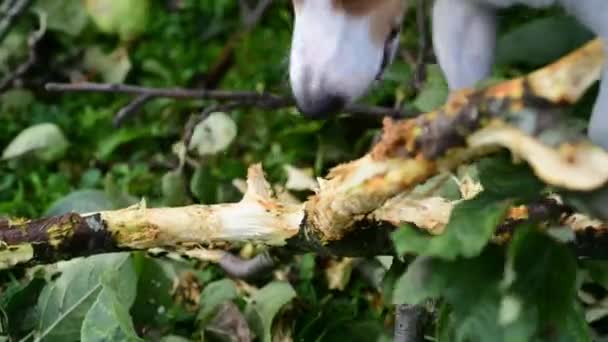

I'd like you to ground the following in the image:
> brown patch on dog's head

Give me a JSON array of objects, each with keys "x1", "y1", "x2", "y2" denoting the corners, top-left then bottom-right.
[
  {"x1": 292, "y1": 0, "x2": 303, "y2": 11},
  {"x1": 292, "y1": 0, "x2": 406, "y2": 44},
  {"x1": 335, "y1": 0, "x2": 406, "y2": 46}
]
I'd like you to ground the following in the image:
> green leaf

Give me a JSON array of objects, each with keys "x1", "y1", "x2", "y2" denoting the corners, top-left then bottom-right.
[
  {"x1": 453, "y1": 293, "x2": 535, "y2": 342},
  {"x1": 0, "y1": 277, "x2": 45, "y2": 336},
  {"x1": 582, "y1": 260, "x2": 608, "y2": 289},
  {"x1": 190, "y1": 166, "x2": 217, "y2": 204},
  {"x1": 34, "y1": 0, "x2": 88, "y2": 36},
  {"x1": 394, "y1": 250, "x2": 536, "y2": 342},
  {"x1": 197, "y1": 279, "x2": 238, "y2": 324},
  {"x1": 162, "y1": 170, "x2": 189, "y2": 207},
  {"x1": 35, "y1": 253, "x2": 135, "y2": 342},
  {"x1": 298, "y1": 253, "x2": 316, "y2": 281},
  {"x1": 392, "y1": 257, "x2": 447, "y2": 305},
  {"x1": 96, "y1": 127, "x2": 151, "y2": 160},
  {"x1": 44, "y1": 190, "x2": 116, "y2": 216},
  {"x1": 2, "y1": 123, "x2": 69, "y2": 162},
  {"x1": 319, "y1": 320, "x2": 385, "y2": 342},
  {"x1": 381, "y1": 259, "x2": 407, "y2": 306},
  {"x1": 559, "y1": 304, "x2": 592, "y2": 342},
  {"x1": 130, "y1": 255, "x2": 180, "y2": 326},
  {"x1": 83, "y1": 46, "x2": 132, "y2": 84},
  {"x1": 245, "y1": 281, "x2": 296, "y2": 342},
  {"x1": 296, "y1": 298, "x2": 358, "y2": 342},
  {"x1": 392, "y1": 194, "x2": 510, "y2": 260},
  {"x1": 496, "y1": 16, "x2": 593, "y2": 67},
  {"x1": 85, "y1": 0, "x2": 150, "y2": 41},
  {"x1": 435, "y1": 303, "x2": 453, "y2": 342},
  {"x1": 188, "y1": 112, "x2": 238, "y2": 156},
  {"x1": 413, "y1": 64, "x2": 449, "y2": 112},
  {"x1": 0, "y1": 89, "x2": 34, "y2": 113},
  {"x1": 80, "y1": 275, "x2": 142, "y2": 342},
  {"x1": 477, "y1": 155, "x2": 544, "y2": 201},
  {"x1": 0, "y1": 31, "x2": 27, "y2": 75},
  {"x1": 506, "y1": 228, "x2": 580, "y2": 334}
]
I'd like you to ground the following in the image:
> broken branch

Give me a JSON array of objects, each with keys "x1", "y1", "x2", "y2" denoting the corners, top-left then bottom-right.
[{"x1": 1, "y1": 39, "x2": 607, "y2": 268}]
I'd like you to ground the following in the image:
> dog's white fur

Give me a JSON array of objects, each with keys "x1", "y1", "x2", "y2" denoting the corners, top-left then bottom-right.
[
  {"x1": 289, "y1": 0, "x2": 607, "y2": 149},
  {"x1": 289, "y1": 1, "x2": 384, "y2": 110},
  {"x1": 433, "y1": 0, "x2": 608, "y2": 148}
]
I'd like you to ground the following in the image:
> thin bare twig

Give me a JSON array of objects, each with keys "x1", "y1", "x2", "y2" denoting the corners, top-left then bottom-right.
[
  {"x1": 218, "y1": 250, "x2": 277, "y2": 280},
  {"x1": 115, "y1": 0, "x2": 275, "y2": 126},
  {"x1": 44, "y1": 81, "x2": 417, "y2": 119},
  {"x1": 412, "y1": 0, "x2": 428, "y2": 90},
  {"x1": 240, "y1": 0, "x2": 273, "y2": 29},
  {"x1": 0, "y1": 8, "x2": 44, "y2": 92},
  {"x1": 0, "y1": 0, "x2": 32, "y2": 42},
  {"x1": 113, "y1": 94, "x2": 154, "y2": 127}
]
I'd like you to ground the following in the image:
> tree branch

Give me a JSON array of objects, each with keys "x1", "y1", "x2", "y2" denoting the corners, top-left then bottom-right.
[
  {"x1": 412, "y1": 0, "x2": 429, "y2": 90},
  {"x1": 44, "y1": 82, "x2": 415, "y2": 120},
  {"x1": 0, "y1": 0, "x2": 33, "y2": 42},
  {"x1": 1, "y1": 39, "x2": 606, "y2": 268},
  {"x1": 0, "y1": 7, "x2": 44, "y2": 92}
]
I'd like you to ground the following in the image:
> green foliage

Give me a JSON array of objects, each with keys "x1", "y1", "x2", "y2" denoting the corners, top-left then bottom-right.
[
  {"x1": 80, "y1": 280, "x2": 142, "y2": 342},
  {"x1": 394, "y1": 230, "x2": 591, "y2": 341},
  {"x1": 391, "y1": 155, "x2": 546, "y2": 260},
  {"x1": 35, "y1": 253, "x2": 136, "y2": 341},
  {"x1": 85, "y1": 0, "x2": 150, "y2": 41},
  {"x1": 477, "y1": 154, "x2": 545, "y2": 201},
  {"x1": 245, "y1": 281, "x2": 296, "y2": 342},
  {"x1": 44, "y1": 190, "x2": 116, "y2": 216},
  {"x1": 413, "y1": 64, "x2": 449, "y2": 112},
  {"x1": 392, "y1": 194, "x2": 511, "y2": 259},
  {"x1": 496, "y1": 15, "x2": 594, "y2": 67},
  {"x1": 197, "y1": 279, "x2": 238, "y2": 324},
  {"x1": 34, "y1": 0, "x2": 89, "y2": 36}
]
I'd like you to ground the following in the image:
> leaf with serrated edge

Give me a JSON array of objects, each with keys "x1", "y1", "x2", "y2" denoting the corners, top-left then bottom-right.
[
  {"x1": 245, "y1": 281, "x2": 296, "y2": 342},
  {"x1": 35, "y1": 253, "x2": 134, "y2": 342}
]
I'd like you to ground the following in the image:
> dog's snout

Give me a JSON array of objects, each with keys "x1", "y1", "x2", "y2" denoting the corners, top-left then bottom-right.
[
  {"x1": 295, "y1": 93, "x2": 346, "y2": 119},
  {"x1": 291, "y1": 68, "x2": 347, "y2": 118}
]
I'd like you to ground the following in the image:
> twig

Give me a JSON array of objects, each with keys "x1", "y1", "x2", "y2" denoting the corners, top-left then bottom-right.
[
  {"x1": 0, "y1": 0, "x2": 32, "y2": 42},
  {"x1": 0, "y1": 8, "x2": 44, "y2": 92},
  {"x1": 115, "y1": 0, "x2": 275, "y2": 125},
  {"x1": 46, "y1": 82, "x2": 287, "y2": 103},
  {"x1": 240, "y1": 0, "x2": 273, "y2": 29},
  {"x1": 394, "y1": 304, "x2": 427, "y2": 342},
  {"x1": 113, "y1": 94, "x2": 154, "y2": 127},
  {"x1": 412, "y1": 0, "x2": 428, "y2": 90},
  {"x1": 0, "y1": 0, "x2": 17, "y2": 14},
  {"x1": 217, "y1": 250, "x2": 277, "y2": 280},
  {"x1": 44, "y1": 81, "x2": 417, "y2": 119}
]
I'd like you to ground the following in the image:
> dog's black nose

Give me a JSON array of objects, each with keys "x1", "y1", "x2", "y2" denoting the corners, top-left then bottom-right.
[{"x1": 296, "y1": 94, "x2": 346, "y2": 119}]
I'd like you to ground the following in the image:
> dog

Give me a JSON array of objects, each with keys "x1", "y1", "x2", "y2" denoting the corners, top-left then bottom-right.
[{"x1": 288, "y1": 0, "x2": 607, "y2": 149}]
